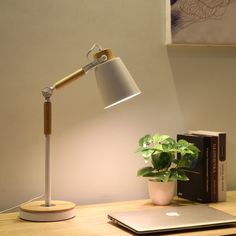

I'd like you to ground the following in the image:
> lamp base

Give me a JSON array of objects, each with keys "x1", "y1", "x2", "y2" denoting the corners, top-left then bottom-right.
[{"x1": 19, "y1": 200, "x2": 76, "y2": 222}]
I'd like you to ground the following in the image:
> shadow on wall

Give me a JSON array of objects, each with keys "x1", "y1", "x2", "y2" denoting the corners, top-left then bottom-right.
[{"x1": 167, "y1": 45, "x2": 236, "y2": 189}]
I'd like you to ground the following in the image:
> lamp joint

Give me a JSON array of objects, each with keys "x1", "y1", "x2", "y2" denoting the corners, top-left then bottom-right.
[
  {"x1": 82, "y1": 55, "x2": 107, "y2": 72},
  {"x1": 42, "y1": 87, "x2": 54, "y2": 101}
]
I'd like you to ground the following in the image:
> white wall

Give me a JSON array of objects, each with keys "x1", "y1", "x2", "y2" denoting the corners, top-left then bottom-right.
[{"x1": 0, "y1": 0, "x2": 235, "y2": 210}]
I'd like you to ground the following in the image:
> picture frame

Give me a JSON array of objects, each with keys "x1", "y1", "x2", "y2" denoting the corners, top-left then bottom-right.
[{"x1": 166, "y1": 0, "x2": 236, "y2": 45}]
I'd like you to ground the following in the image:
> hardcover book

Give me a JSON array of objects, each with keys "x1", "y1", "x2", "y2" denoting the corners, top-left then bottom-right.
[
  {"x1": 189, "y1": 130, "x2": 226, "y2": 202},
  {"x1": 177, "y1": 134, "x2": 211, "y2": 203}
]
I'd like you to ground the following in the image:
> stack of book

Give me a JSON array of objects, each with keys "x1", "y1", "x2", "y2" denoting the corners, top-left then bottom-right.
[{"x1": 177, "y1": 130, "x2": 226, "y2": 203}]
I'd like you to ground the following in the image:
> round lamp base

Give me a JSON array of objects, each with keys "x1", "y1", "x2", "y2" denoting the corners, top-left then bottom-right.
[{"x1": 19, "y1": 200, "x2": 76, "y2": 222}]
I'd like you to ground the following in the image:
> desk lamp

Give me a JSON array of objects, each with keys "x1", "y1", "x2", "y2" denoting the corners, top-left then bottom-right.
[{"x1": 19, "y1": 44, "x2": 141, "y2": 222}]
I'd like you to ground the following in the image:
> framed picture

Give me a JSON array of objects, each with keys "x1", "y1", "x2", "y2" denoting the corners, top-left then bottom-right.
[{"x1": 166, "y1": 0, "x2": 236, "y2": 45}]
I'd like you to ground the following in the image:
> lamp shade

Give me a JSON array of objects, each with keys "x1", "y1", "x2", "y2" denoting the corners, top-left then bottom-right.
[{"x1": 95, "y1": 57, "x2": 141, "y2": 109}]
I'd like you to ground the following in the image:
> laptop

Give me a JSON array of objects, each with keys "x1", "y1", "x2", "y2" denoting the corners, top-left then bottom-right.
[{"x1": 108, "y1": 205, "x2": 236, "y2": 234}]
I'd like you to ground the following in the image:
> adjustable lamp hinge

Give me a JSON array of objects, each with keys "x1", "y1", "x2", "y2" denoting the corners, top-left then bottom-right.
[
  {"x1": 42, "y1": 87, "x2": 54, "y2": 101},
  {"x1": 82, "y1": 54, "x2": 108, "y2": 72},
  {"x1": 84, "y1": 45, "x2": 113, "y2": 72},
  {"x1": 93, "y1": 48, "x2": 113, "y2": 61}
]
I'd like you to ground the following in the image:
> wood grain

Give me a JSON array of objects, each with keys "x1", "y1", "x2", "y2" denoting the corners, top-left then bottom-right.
[{"x1": 0, "y1": 192, "x2": 236, "y2": 236}]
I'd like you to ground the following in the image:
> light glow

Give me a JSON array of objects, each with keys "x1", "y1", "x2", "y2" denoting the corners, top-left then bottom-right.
[{"x1": 104, "y1": 92, "x2": 141, "y2": 109}]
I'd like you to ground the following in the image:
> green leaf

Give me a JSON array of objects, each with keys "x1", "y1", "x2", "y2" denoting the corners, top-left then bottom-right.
[
  {"x1": 177, "y1": 153, "x2": 197, "y2": 168},
  {"x1": 137, "y1": 167, "x2": 154, "y2": 177},
  {"x1": 188, "y1": 144, "x2": 200, "y2": 157},
  {"x1": 163, "y1": 137, "x2": 176, "y2": 150},
  {"x1": 169, "y1": 169, "x2": 189, "y2": 181},
  {"x1": 152, "y1": 171, "x2": 171, "y2": 182},
  {"x1": 151, "y1": 152, "x2": 172, "y2": 171},
  {"x1": 138, "y1": 134, "x2": 152, "y2": 148},
  {"x1": 153, "y1": 134, "x2": 170, "y2": 143},
  {"x1": 177, "y1": 139, "x2": 190, "y2": 148},
  {"x1": 176, "y1": 139, "x2": 200, "y2": 160},
  {"x1": 137, "y1": 148, "x2": 156, "y2": 161}
]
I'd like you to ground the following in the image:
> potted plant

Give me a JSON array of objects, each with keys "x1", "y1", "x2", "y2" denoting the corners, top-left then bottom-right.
[{"x1": 136, "y1": 133, "x2": 199, "y2": 205}]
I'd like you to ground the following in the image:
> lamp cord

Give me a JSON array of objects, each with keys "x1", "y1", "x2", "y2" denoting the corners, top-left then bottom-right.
[{"x1": 0, "y1": 194, "x2": 44, "y2": 214}]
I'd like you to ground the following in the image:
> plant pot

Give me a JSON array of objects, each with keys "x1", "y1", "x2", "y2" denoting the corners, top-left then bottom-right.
[{"x1": 148, "y1": 180, "x2": 175, "y2": 205}]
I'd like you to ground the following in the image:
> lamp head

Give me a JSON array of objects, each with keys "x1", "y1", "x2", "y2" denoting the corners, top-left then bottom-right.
[
  {"x1": 44, "y1": 44, "x2": 141, "y2": 109},
  {"x1": 93, "y1": 48, "x2": 141, "y2": 109}
]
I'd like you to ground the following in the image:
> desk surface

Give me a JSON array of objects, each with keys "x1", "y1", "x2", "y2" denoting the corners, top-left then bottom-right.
[{"x1": 1, "y1": 191, "x2": 236, "y2": 236}]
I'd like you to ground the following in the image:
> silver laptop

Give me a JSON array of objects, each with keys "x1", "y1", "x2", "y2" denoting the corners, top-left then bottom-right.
[{"x1": 108, "y1": 205, "x2": 236, "y2": 234}]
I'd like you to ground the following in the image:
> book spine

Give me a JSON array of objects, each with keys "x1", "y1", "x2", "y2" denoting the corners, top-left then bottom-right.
[
  {"x1": 218, "y1": 133, "x2": 226, "y2": 201},
  {"x1": 203, "y1": 137, "x2": 211, "y2": 202},
  {"x1": 210, "y1": 137, "x2": 218, "y2": 202},
  {"x1": 197, "y1": 138, "x2": 211, "y2": 203}
]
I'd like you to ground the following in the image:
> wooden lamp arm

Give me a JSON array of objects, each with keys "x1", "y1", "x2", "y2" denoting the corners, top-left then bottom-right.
[
  {"x1": 44, "y1": 101, "x2": 51, "y2": 135},
  {"x1": 52, "y1": 68, "x2": 86, "y2": 90}
]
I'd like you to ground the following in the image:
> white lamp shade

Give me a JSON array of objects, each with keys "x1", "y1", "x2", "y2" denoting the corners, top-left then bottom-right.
[{"x1": 95, "y1": 57, "x2": 141, "y2": 109}]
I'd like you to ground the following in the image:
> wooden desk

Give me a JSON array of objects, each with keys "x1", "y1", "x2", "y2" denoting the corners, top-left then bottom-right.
[{"x1": 1, "y1": 191, "x2": 236, "y2": 236}]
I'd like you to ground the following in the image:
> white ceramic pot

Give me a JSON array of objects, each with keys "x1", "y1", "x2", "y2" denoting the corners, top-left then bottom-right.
[{"x1": 148, "y1": 180, "x2": 175, "y2": 205}]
